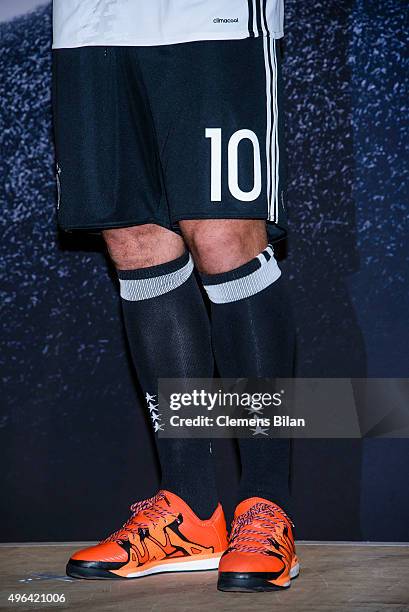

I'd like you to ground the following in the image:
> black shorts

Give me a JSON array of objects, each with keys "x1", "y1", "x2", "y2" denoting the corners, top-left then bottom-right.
[{"x1": 52, "y1": 37, "x2": 287, "y2": 243}]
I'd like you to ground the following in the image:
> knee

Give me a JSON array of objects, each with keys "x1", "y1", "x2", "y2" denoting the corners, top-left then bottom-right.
[
  {"x1": 179, "y1": 219, "x2": 268, "y2": 274},
  {"x1": 103, "y1": 224, "x2": 185, "y2": 269}
]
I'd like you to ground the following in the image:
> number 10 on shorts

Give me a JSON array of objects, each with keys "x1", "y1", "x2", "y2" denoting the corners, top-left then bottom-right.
[{"x1": 205, "y1": 128, "x2": 262, "y2": 203}]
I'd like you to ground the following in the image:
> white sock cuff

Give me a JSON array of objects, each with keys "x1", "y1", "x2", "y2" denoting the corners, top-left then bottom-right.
[
  {"x1": 118, "y1": 253, "x2": 194, "y2": 301},
  {"x1": 202, "y1": 245, "x2": 281, "y2": 304}
]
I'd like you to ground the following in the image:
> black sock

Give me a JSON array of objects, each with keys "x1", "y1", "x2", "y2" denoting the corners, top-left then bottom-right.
[
  {"x1": 118, "y1": 251, "x2": 218, "y2": 519},
  {"x1": 201, "y1": 245, "x2": 295, "y2": 513}
]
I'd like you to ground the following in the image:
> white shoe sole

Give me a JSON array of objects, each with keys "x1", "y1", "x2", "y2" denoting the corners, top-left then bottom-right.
[{"x1": 126, "y1": 554, "x2": 222, "y2": 578}]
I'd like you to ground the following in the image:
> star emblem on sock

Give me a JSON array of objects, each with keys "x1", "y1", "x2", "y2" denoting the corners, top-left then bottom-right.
[
  {"x1": 250, "y1": 424, "x2": 269, "y2": 437},
  {"x1": 245, "y1": 405, "x2": 264, "y2": 415}
]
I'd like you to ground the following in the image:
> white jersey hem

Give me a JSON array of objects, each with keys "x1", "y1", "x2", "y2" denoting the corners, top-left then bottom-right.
[{"x1": 52, "y1": 30, "x2": 284, "y2": 50}]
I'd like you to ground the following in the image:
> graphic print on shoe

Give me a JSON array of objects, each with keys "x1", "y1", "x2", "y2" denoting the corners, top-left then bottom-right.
[
  {"x1": 66, "y1": 491, "x2": 227, "y2": 579},
  {"x1": 218, "y1": 497, "x2": 300, "y2": 592}
]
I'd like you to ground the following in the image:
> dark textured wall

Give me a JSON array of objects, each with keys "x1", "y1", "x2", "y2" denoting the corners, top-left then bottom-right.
[{"x1": 1, "y1": 1, "x2": 408, "y2": 542}]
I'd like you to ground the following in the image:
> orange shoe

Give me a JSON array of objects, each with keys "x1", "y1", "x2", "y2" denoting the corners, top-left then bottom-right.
[
  {"x1": 66, "y1": 491, "x2": 227, "y2": 579},
  {"x1": 217, "y1": 497, "x2": 300, "y2": 592}
]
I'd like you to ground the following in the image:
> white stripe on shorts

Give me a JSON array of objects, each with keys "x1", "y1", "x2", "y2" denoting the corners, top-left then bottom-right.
[{"x1": 262, "y1": 18, "x2": 280, "y2": 223}]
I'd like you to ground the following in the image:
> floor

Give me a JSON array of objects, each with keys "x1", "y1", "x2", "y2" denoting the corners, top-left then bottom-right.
[{"x1": 0, "y1": 542, "x2": 408, "y2": 612}]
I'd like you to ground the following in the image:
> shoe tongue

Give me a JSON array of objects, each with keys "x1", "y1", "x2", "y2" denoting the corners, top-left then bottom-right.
[
  {"x1": 157, "y1": 490, "x2": 187, "y2": 511},
  {"x1": 133, "y1": 490, "x2": 179, "y2": 516},
  {"x1": 234, "y1": 496, "x2": 276, "y2": 518}
]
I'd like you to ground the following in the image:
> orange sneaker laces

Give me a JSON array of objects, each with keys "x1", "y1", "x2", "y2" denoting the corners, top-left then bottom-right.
[
  {"x1": 103, "y1": 491, "x2": 175, "y2": 543},
  {"x1": 229, "y1": 503, "x2": 293, "y2": 554}
]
